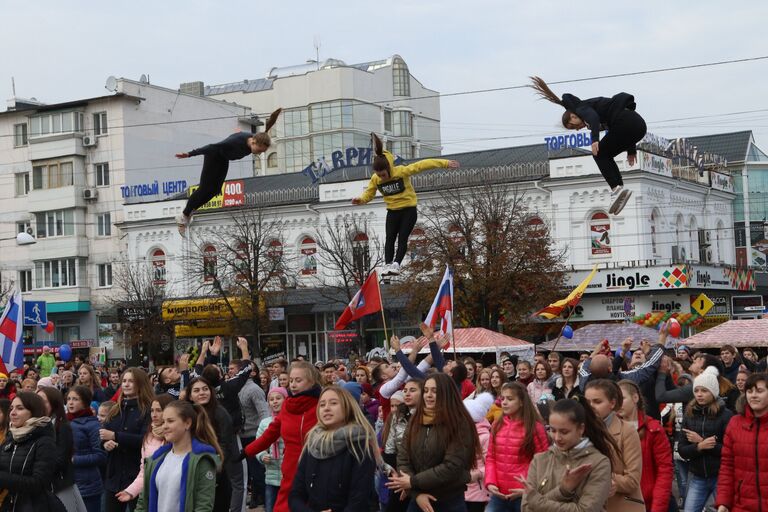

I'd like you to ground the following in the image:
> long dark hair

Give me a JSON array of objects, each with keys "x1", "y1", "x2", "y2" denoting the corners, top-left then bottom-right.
[
  {"x1": 164, "y1": 400, "x2": 224, "y2": 464},
  {"x1": 184, "y1": 377, "x2": 220, "y2": 430},
  {"x1": 551, "y1": 398, "x2": 620, "y2": 468},
  {"x1": 14, "y1": 391, "x2": 47, "y2": 419},
  {"x1": 405, "y1": 373, "x2": 481, "y2": 467},
  {"x1": 529, "y1": 76, "x2": 575, "y2": 128},
  {"x1": 0, "y1": 398, "x2": 10, "y2": 435},
  {"x1": 251, "y1": 108, "x2": 282, "y2": 148},
  {"x1": 371, "y1": 133, "x2": 390, "y2": 173},
  {"x1": 38, "y1": 387, "x2": 67, "y2": 431},
  {"x1": 491, "y1": 382, "x2": 541, "y2": 458}
]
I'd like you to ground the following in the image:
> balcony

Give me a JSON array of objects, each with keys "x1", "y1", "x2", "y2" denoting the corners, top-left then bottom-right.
[
  {"x1": 26, "y1": 287, "x2": 91, "y2": 310},
  {"x1": 27, "y1": 185, "x2": 86, "y2": 211},
  {"x1": 30, "y1": 236, "x2": 89, "y2": 260},
  {"x1": 28, "y1": 133, "x2": 87, "y2": 161}
]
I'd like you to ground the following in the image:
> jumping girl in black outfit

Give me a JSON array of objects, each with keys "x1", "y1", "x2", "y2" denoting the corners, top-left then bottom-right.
[
  {"x1": 530, "y1": 77, "x2": 647, "y2": 215},
  {"x1": 175, "y1": 108, "x2": 282, "y2": 234}
]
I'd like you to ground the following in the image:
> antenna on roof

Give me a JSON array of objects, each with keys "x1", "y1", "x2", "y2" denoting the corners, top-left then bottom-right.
[
  {"x1": 139, "y1": 74, "x2": 149, "y2": 84},
  {"x1": 313, "y1": 35, "x2": 321, "y2": 70},
  {"x1": 11, "y1": 77, "x2": 16, "y2": 97},
  {"x1": 105, "y1": 76, "x2": 118, "y2": 92}
]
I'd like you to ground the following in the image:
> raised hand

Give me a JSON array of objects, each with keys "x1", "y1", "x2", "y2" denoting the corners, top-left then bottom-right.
[
  {"x1": 389, "y1": 335, "x2": 401, "y2": 352},
  {"x1": 175, "y1": 152, "x2": 190, "y2": 159},
  {"x1": 561, "y1": 463, "x2": 593, "y2": 493},
  {"x1": 211, "y1": 336, "x2": 222, "y2": 356}
]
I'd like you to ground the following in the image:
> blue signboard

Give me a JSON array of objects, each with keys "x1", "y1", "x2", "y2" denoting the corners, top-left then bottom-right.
[{"x1": 23, "y1": 301, "x2": 47, "y2": 326}]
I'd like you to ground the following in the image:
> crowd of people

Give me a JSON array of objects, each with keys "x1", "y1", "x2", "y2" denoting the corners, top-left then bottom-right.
[{"x1": 0, "y1": 323, "x2": 767, "y2": 512}]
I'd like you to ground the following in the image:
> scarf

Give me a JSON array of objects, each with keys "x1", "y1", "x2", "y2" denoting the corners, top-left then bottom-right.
[
  {"x1": 9, "y1": 416, "x2": 51, "y2": 442},
  {"x1": 306, "y1": 424, "x2": 368, "y2": 460},
  {"x1": 66, "y1": 409, "x2": 93, "y2": 421},
  {"x1": 421, "y1": 409, "x2": 436, "y2": 425}
]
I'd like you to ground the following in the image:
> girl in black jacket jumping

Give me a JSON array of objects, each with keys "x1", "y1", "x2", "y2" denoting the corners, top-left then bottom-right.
[
  {"x1": 175, "y1": 108, "x2": 282, "y2": 234},
  {"x1": 530, "y1": 76, "x2": 647, "y2": 215}
]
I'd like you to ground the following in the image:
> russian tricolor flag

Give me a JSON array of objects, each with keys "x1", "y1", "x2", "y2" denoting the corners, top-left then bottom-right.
[
  {"x1": 0, "y1": 288, "x2": 24, "y2": 374},
  {"x1": 424, "y1": 265, "x2": 454, "y2": 336}
]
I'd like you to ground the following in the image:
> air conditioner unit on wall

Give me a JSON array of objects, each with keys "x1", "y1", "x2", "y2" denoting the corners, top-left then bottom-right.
[
  {"x1": 82, "y1": 135, "x2": 97, "y2": 147},
  {"x1": 83, "y1": 188, "x2": 98, "y2": 200},
  {"x1": 672, "y1": 245, "x2": 687, "y2": 263},
  {"x1": 701, "y1": 247, "x2": 714, "y2": 263},
  {"x1": 698, "y1": 229, "x2": 712, "y2": 246}
]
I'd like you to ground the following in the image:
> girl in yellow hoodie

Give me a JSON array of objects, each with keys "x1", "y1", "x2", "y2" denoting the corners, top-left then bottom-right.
[{"x1": 352, "y1": 133, "x2": 459, "y2": 276}]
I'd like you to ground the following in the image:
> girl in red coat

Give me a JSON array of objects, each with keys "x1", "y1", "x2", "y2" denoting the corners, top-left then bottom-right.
[
  {"x1": 485, "y1": 382, "x2": 549, "y2": 512},
  {"x1": 716, "y1": 372, "x2": 768, "y2": 512},
  {"x1": 619, "y1": 379, "x2": 673, "y2": 512},
  {"x1": 244, "y1": 361, "x2": 321, "y2": 512}
]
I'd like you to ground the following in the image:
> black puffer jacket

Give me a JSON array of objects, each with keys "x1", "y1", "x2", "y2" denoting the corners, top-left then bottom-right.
[
  {"x1": 678, "y1": 399, "x2": 734, "y2": 478},
  {"x1": 561, "y1": 92, "x2": 637, "y2": 142},
  {"x1": 102, "y1": 398, "x2": 149, "y2": 493},
  {"x1": 0, "y1": 422, "x2": 58, "y2": 512},
  {"x1": 52, "y1": 419, "x2": 75, "y2": 492}
]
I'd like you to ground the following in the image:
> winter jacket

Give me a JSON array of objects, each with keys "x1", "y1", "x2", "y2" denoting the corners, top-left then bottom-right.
[
  {"x1": 580, "y1": 345, "x2": 664, "y2": 393},
  {"x1": 485, "y1": 416, "x2": 549, "y2": 494},
  {"x1": 605, "y1": 415, "x2": 644, "y2": 512},
  {"x1": 0, "y1": 422, "x2": 58, "y2": 512},
  {"x1": 465, "y1": 419, "x2": 491, "y2": 503},
  {"x1": 636, "y1": 412, "x2": 673, "y2": 512},
  {"x1": 527, "y1": 379, "x2": 552, "y2": 403},
  {"x1": 363, "y1": 397, "x2": 380, "y2": 422},
  {"x1": 561, "y1": 92, "x2": 639, "y2": 147},
  {"x1": 522, "y1": 439, "x2": 613, "y2": 512},
  {"x1": 289, "y1": 437, "x2": 376, "y2": 512},
  {"x1": 255, "y1": 416, "x2": 284, "y2": 487},
  {"x1": 123, "y1": 434, "x2": 164, "y2": 499},
  {"x1": 655, "y1": 372, "x2": 741, "y2": 413},
  {"x1": 716, "y1": 405, "x2": 768, "y2": 512},
  {"x1": 51, "y1": 419, "x2": 75, "y2": 492},
  {"x1": 244, "y1": 385, "x2": 320, "y2": 512},
  {"x1": 358, "y1": 150, "x2": 452, "y2": 210},
  {"x1": 70, "y1": 414, "x2": 107, "y2": 498},
  {"x1": 36, "y1": 353, "x2": 56, "y2": 377},
  {"x1": 551, "y1": 376, "x2": 582, "y2": 401},
  {"x1": 102, "y1": 397, "x2": 150, "y2": 492},
  {"x1": 239, "y1": 379, "x2": 271, "y2": 438},
  {"x1": 188, "y1": 131, "x2": 253, "y2": 161},
  {"x1": 134, "y1": 439, "x2": 220, "y2": 512},
  {"x1": 678, "y1": 399, "x2": 733, "y2": 478},
  {"x1": 397, "y1": 416, "x2": 476, "y2": 501}
]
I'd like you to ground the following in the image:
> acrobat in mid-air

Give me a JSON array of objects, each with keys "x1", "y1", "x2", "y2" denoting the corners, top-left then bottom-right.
[
  {"x1": 351, "y1": 133, "x2": 460, "y2": 277},
  {"x1": 530, "y1": 76, "x2": 647, "y2": 215},
  {"x1": 175, "y1": 108, "x2": 282, "y2": 234}
]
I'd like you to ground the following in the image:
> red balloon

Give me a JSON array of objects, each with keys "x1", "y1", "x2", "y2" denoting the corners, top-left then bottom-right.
[
  {"x1": 44, "y1": 321, "x2": 55, "y2": 334},
  {"x1": 668, "y1": 319, "x2": 682, "y2": 337}
]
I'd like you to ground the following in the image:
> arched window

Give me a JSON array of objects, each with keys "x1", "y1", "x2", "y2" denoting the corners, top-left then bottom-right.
[
  {"x1": 300, "y1": 236, "x2": 317, "y2": 275},
  {"x1": 650, "y1": 209, "x2": 659, "y2": 256},
  {"x1": 447, "y1": 224, "x2": 466, "y2": 258},
  {"x1": 527, "y1": 216, "x2": 546, "y2": 237},
  {"x1": 352, "y1": 232, "x2": 370, "y2": 274},
  {"x1": 267, "y1": 153, "x2": 278, "y2": 168},
  {"x1": 392, "y1": 57, "x2": 410, "y2": 97},
  {"x1": 267, "y1": 239, "x2": 283, "y2": 277},
  {"x1": 674, "y1": 214, "x2": 686, "y2": 261},
  {"x1": 409, "y1": 226, "x2": 428, "y2": 261},
  {"x1": 151, "y1": 248, "x2": 166, "y2": 285},
  {"x1": 589, "y1": 212, "x2": 611, "y2": 256},
  {"x1": 202, "y1": 245, "x2": 217, "y2": 282},
  {"x1": 235, "y1": 241, "x2": 249, "y2": 281}
]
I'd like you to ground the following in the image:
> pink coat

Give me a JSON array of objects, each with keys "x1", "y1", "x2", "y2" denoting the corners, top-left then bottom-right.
[
  {"x1": 485, "y1": 416, "x2": 549, "y2": 494},
  {"x1": 465, "y1": 419, "x2": 491, "y2": 503},
  {"x1": 122, "y1": 434, "x2": 164, "y2": 498}
]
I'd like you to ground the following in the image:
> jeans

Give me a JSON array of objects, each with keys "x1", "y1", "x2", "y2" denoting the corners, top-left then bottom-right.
[
  {"x1": 83, "y1": 495, "x2": 101, "y2": 512},
  {"x1": 241, "y1": 435, "x2": 266, "y2": 503},
  {"x1": 264, "y1": 484, "x2": 279, "y2": 512},
  {"x1": 675, "y1": 459, "x2": 690, "y2": 506},
  {"x1": 406, "y1": 495, "x2": 467, "y2": 512},
  {"x1": 683, "y1": 475, "x2": 718, "y2": 512},
  {"x1": 486, "y1": 495, "x2": 522, "y2": 512}
]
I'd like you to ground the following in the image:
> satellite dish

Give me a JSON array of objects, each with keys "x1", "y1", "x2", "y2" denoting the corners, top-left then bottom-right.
[
  {"x1": 105, "y1": 76, "x2": 117, "y2": 92},
  {"x1": 139, "y1": 74, "x2": 148, "y2": 84}
]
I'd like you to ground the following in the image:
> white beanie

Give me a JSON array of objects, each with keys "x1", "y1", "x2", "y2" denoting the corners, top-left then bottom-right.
[
  {"x1": 390, "y1": 390, "x2": 405, "y2": 404},
  {"x1": 693, "y1": 366, "x2": 720, "y2": 400},
  {"x1": 464, "y1": 392, "x2": 495, "y2": 423}
]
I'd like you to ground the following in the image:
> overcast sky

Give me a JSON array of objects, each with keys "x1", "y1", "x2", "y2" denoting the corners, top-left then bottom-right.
[{"x1": 3, "y1": 1, "x2": 768, "y2": 155}]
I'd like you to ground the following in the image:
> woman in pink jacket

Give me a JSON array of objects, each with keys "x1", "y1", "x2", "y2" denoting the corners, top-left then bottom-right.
[
  {"x1": 463, "y1": 392, "x2": 495, "y2": 512},
  {"x1": 485, "y1": 382, "x2": 549, "y2": 512}
]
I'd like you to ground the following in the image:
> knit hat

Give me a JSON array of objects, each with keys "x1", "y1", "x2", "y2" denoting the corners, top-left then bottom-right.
[
  {"x1": 342, "y1": 381, "x2": 362, "y2": 403},
  {"x1": 693, "y1": 366, "x2": 720, "y2": 399},
  {"x1": 268, "y1": 386, "x2": 288, "y2": 399},
  {"x1": 37, "y1": 377, "x2": 54, "y2": 389},
  {"x1": 390, "y1": 390, "x2": 405, "y2": 404},
  {"x1": 464, "y1": 392, "x2": 494, "y2": 423},
  {"x1": 360, "y1": 383, "x2": 374, "y2": 397},
  {"x1": 0, "y1": 373, "x2": 7, "y2": 380}
]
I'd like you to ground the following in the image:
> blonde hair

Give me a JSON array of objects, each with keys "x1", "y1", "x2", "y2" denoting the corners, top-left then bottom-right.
[
  {"x1": 304, "y1": 386, "x2": 381, "y2": 466},
  {"x1": 290, "y1": 361, "x2": 322, "y2": 388},
  {"x1": 106, "y1": 367, "x2": 154, "y2": 422}
]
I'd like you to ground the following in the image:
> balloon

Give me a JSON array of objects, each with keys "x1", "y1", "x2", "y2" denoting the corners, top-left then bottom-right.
[
  {"x1": 645, "y1": 313, "x2": 652, "y2": 319},
  {"x1": 668, "y1": 319, "x2": 682, "y2": 337},
  {"x1": 44, "y1": 321, "x2": 54, "y2": 334},
  {"x1": 59, "y1": 344, "x2": 72, "y2": 362},
  {"x1": 563, "y1": 325, "x2": 574, "y2": 339}
]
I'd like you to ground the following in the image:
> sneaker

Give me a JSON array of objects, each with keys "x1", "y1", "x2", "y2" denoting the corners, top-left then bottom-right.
[
  {"x1": 611, "y1": 189, "x2": 633, "y2": 215},
  {"x1": 380, "y1": 263, "x2": 392, "y2": 276},
  {"x1": 608, "y1": 186, "x2": 623, "y2": 215},
  {"x1": 177, "y1": 213, "x2": 190, "y2": 235},
  {"x1": 389, "y1": 262, "x2": 401, "y2": 275}
]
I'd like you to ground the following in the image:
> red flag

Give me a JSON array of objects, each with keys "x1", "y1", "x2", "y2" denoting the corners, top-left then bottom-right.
[{"x1": 335, "y1": 272, "x2": 383, "y2": 330}]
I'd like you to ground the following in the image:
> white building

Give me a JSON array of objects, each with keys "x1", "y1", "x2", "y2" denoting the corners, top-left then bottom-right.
[
  {"x1": 0, "y1": 78, "x2": 256, "y2": 352},
  {"x1": 193, "y1": 55, "x2": 442, "y2": 175},
  {"x1": 120, "y1": 132, "x2": 756, "y2": 360}
]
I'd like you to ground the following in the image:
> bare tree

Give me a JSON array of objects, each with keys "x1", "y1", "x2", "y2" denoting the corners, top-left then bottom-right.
[
  {"x1": 184, "y1": 208, "x2": 287, "y2": 357},
  {"x1": 398, "y1": 184, "x2": 567, "y2": 331},
  {"x1": 0, "y1": 272, "x2": 14, "y2": 307}
]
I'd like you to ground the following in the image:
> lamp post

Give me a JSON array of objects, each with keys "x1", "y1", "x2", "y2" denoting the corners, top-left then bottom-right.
[{"x1": 0, "y1": 230, "x2": 36, "y2": 245}]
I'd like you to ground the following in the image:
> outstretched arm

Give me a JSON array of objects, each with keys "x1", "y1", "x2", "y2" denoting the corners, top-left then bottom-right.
[{"x1": 401, "y1": 159, "x2": 459, "y2": 178}]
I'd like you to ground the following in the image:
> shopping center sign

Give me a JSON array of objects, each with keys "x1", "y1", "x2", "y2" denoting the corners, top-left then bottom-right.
[{"x1": 568, "y1": 264, "x2": 755, "y2": 293}]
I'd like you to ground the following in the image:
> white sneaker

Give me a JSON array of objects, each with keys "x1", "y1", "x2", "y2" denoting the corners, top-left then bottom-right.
[
  {"x1": 611, "y1": 189, "x2": 632, "y2": 215},
  {"x1": 389, "y1": 262, "x2": 401, "y2": 275},
  {"x1": 608, "y1": 186, "x2": 623, "y2": 215},
  {"x1": 380, "y1": 264, "x2": 392, "y2": 276},
  {"x1": 177, "y1": 213, "x2": 191, "y2": 235}
]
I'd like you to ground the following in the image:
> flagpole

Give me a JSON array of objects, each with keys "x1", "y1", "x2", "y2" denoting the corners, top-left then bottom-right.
[
  {"x1": 551, "y1": 306, "x2": 577, "y2": 353},
  {"x1": 374, "y1": 271, "x2": 389, "y2": 351}
]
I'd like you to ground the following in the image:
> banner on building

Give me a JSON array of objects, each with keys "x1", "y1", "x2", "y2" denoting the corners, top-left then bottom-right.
[{"x1": 187, "y1": 180, "x2": 245, "y2": 210}]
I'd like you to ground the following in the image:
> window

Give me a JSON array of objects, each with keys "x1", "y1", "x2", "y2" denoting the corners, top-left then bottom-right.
[
  {"x1": 98, "y1": 263, "x2": 113, "y2": 287},
  {"x1": 309, "y1": 100, "x2": 354, "y2": 132},
  {"x1": 311, "y1": 132, "x2": 369, "y2": 162},
  {"x1": 15, "y1": 173, "x2": 30, "y2": 196},
  {"x1": 390, "y1": 140, "x2": 414, "y2": 159},
  {"x1": 14, "y1": 123, "x2": 28, "y2": 147},
  {"x1": 650, "y1": 210, "x2": 659, "y2": 256},
  {"x1": 392, "y1": 58, "x2": 410, "y2": 97},
  {"x1": 590, "y1": 212, "x2": 611, "y2": 256},
  {"x1": 151, "y1": 249, "x2": 166, "y2": 285},
  {"x1": 284, "y1": 138, "x2": 311, "y2": 172},
  {"x1": 409, "y1": 227, "x2": 429, "y2": 261},
  {"x1": 93, "y1": 112, "x2": 108, "y2": 135},
  {"x1": 35, "y1": 209, "x2": 75, "y2": 238},
  {"x1": 32, "y1": 161, "x2": 74, "y2": 190},
  {"x1": 95, "y1": 163, "x2": 110, "y2": 186},
  {"x1": 203, "y1": 245, "x2": 217, "y2": 282},
  {"x1": 29, "y1": 111, "x2": 83, "y2": 138},
  {"x1": 527, "y1": 216, "x2": 546, "y2": 237},
  {"x1": 384, "y1": 110, "x2": 393, "y2": 132},
  {"x1": 267, "y1": 153, "x2": 278, "y2": 168},
  {"x1": 16, "y1": 221, "x2": 31, "y2": 235},
  {"x1": 283, "y1": 109, "x2": 309, "y2": 137},
  {"x1": 35, "y1": 258, "x2": 78, "y2": 288},
  {"x1": 97, "y1": 213, "x2": 112, "y2": 237},
  {"x1": 352, "y1": 232, "x2": 370, "y2": 275},
  {"x1": 392, "y1": 111, "x2": 412, "y2": 137},
  {"x1": 267, "y1": 240, "x2": 284, "y2": 277},
  {"x1": 300, "y1": 237, "x2": 317, "y2": 275},
  {"x1": 19, "y1": 270, "x2": 32, "y2": 292}
]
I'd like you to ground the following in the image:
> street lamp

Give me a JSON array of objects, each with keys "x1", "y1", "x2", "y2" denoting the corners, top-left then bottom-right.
[{"x1": 0, "y1": 230, "x2": 36, "y2": 245}]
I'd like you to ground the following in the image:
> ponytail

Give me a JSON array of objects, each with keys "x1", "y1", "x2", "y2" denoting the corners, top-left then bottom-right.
[
  {"x1": 264, "y1": 108, "x2": 282, "y2": 132},
  {"x1": 371, "y1": 133, "x2": 390, "y2": 173},
  {"x1": 251, "y1": 107, "x2": 283, "y2": 148},
  {"x1": 529, "y1": 76, "x2": 564, "y2": 106},
  {"x1": 551, "y1": 398, "x2": 620, "y2": 470}
]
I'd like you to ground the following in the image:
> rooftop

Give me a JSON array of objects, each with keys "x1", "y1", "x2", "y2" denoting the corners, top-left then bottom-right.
[{"x1": 686, "y1": 130, "x2": 753, "y2": 165}]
